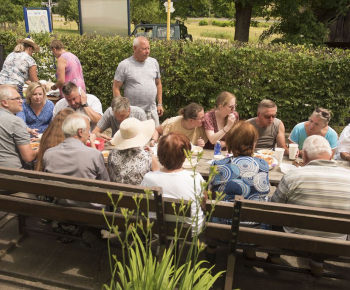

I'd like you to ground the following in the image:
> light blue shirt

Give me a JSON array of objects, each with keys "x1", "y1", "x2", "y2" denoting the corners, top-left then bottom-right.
[{"x1": 289, "y1": 122, "x2": 338, "y2": 150}]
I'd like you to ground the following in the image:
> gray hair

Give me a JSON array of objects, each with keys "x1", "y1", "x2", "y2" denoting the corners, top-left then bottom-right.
[
  {"x1": 133, "y1": 36, "x2": 148, "y2": 47},
  {"x1": 258, "y1": 99, "x2": 277, "y2": 112},
  {"x1": 303, "y1": 135, "x2": 332, "y2": 160},
  {"x1": 62, "y1": 113, "x2": 90, "y2": 138},
  {"x1": 62, "y1": 81, "x2": 78, "y2": 96},
  {"x1": 111, "y1": 97, "x2": 130, "y2": 112},
  {"x1": 0, "y1": 85, "x2": 17, "y2": 102}
]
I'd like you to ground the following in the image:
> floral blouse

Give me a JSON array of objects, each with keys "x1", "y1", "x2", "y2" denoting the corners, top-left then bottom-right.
[
  {"x1": 0, "y1": 52, "x2": 37, "y2": 87},
  {"x1": 108, "y1": 147, "x2": 153, "y2": 185}
]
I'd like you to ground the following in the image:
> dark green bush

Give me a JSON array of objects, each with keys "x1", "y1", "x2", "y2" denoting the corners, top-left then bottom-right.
[
  {"x1": 1, "y1": 30, "x2": 350, "y2": 130},
  {"x1": 198, "y1": 19, "x2": 208, "y2": 26}
]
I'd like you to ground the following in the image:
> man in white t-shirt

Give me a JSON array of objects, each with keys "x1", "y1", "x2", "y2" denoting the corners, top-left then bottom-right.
[{"x1": 53, "y1": 81, "x2": 103, "y2": 130}]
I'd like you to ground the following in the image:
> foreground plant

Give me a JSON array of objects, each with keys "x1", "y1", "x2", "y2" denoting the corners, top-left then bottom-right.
[{"x1": 102, "y1": 150, "x2": 225, "y2": 290}]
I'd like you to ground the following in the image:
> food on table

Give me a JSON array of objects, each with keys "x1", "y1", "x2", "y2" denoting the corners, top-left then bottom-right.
[
  {"x1": 31, "y1": 142, "x2": 39, "y2": 149},
  {"x1": 191, "y1": 145, "x2": 203, "y2": 155}
]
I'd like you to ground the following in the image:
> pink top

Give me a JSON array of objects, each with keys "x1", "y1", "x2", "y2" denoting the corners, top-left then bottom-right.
[
  {"x1": 58, "y1": 52, "x2": 86, "y2": 97},
  {"x1": 202, "y1": 110, "x2": 239, "y2": 149}
]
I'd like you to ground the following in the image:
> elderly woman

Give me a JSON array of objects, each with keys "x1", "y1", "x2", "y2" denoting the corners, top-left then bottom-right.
[
  {"x1": 0, "y1": 38, "x2": 39, "y2": 97},
  {"x1": 203, "y1": 91, "x2": 239, "y2": 149},
  {"x1": 50, "y1": 40, "x2": 86, "y2": 97},
  {"x1": 151, "y1": 103, "x2": 208, "y2": 147},
  {"x1": 141, "y1": 132, "x2": 207, "y2": 236},
  {"x1": 289, "y1": 107, "x2": 338, "y2": 157},
  {"x1": 16, "y1": 82, "x2": 54, "y2": 135},
  {"x1": 108, "y1": 118, "x2": 159, "y2": 185},
  {"x1": 210, "y1": 121, "x2": 270, "y2": 224}
]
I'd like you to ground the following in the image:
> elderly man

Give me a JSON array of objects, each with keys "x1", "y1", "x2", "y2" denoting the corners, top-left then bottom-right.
[
  {"x1": 43, "y1": 113, "x2": 109, "y2": 250},
  {"x1": 53, "y1": 82, "x2": 103, "y2": 130},
  {"x1": 248, "y1": 99, "x2": 288, "y2": 153},
  {"x1": 92, "y1": 96, "x2": 146, "y2": 140},
  {"x1": 271, "y1": 135, "x2": 350, "y2": 275},
  {"x1": 0, "y1": 85, "x2": 37, "y2": 169},
  {"x1": 112, "y1": 36, "x2": 163, "y2": 126},
  {"x1": 43, "y1": 113, "x2": 109, "y2": 190}
]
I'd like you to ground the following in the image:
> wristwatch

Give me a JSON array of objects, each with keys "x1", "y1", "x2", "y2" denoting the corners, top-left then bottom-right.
[{"x1": 81, "y1": 103, "x2": 89, "y2": 108}]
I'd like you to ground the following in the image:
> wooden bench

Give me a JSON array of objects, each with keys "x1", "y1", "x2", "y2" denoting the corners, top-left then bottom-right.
[
  {"x1": 215, "y1": 195, "x2": 350, "y2": 289},
  {"x1": 0, "y1": 166, "x2": 194, "y2": 258}
]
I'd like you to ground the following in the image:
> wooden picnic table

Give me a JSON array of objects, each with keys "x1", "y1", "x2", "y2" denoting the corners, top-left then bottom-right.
[{"x1": 102, "y1": 143, "x2": 350, "y2": 184}]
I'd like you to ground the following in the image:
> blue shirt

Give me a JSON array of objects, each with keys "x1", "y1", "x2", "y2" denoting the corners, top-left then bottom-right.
[
  {"x1": 289, "y1": 122, "x2": 338, "y2": 150},
  {"x1": 16, "y1": 100, "x2": 54, "y2": 133}
]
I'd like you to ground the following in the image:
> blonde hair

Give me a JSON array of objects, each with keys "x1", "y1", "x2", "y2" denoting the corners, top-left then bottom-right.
[
  {"x1": 311, "y1": 107, "x2": 331, "y2": 124},
  {"x1": 25, "y1": 82, "x2": 47, "y2": 105},
  {"x1": 216, "y1": 91, "x2": 236, "y2": 108}
]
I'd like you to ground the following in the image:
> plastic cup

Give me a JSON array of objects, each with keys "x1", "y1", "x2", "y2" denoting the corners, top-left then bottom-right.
[
  {"x1": 274, "y1": 148, "x2": 285, "y2": 165},
  {"x1": 289, "y1": 144, "x2": 298, "y2": 160}
]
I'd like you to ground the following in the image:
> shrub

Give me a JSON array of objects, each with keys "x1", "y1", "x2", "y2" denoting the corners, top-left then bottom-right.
[
  {"x1": 199, "y1": 19, "x2": 208, "y2": 26},
  {"x1": 1, "y1": 30, "x2": 350, "y2": 130},
  {"x1": 212, "y1": 20, "x2": 234, "y2": 27}
]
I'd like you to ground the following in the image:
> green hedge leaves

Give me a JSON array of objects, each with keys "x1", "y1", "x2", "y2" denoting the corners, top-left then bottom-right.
[{"x1": 1, "y1": 30, "x2": 350, "y2": 130}]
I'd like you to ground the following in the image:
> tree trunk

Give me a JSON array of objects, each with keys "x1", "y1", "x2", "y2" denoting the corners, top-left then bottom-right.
[{"x1": 234, "y1": 1, "x2": 253, "y2": 42}]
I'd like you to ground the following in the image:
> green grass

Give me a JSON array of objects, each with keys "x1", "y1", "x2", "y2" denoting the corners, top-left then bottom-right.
[{"x1": 200, "y1": 31, "x2": 233, "y2": 41}]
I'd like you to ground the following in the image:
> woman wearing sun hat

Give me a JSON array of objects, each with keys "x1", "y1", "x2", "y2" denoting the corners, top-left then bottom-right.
[
  {"x1": 0, "y1": 38, "x2": 40, "y2": 97},
  {"x1": 108, "y1": 117, "x2": 159, "y2": 185}
]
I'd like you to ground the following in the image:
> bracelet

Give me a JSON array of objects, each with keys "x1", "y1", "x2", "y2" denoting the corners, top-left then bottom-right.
[
  {"x1": 223, "y1": 127, "x2": 227, "y2": 133},
  {"x1": 157, "y1": 104, "x2": 162, "y2": 106}
]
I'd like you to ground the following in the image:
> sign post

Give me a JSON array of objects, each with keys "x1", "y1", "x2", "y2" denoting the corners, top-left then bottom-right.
[{"x1": 162, "y1": 0, "x2": 176, "y2": 40}]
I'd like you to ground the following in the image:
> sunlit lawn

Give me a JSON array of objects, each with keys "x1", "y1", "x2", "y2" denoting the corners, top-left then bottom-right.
[{"x1": 51, "y1": 15, "x2": 277, "y2": 43}]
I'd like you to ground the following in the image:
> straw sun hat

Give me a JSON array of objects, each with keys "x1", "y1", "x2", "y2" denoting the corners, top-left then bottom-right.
[
  {"x1": 17, "y1": 38, "x2": 40, "y2": 52},
  {"x1": 112, "y1": 118, "x2": 155, "y2": 150}
]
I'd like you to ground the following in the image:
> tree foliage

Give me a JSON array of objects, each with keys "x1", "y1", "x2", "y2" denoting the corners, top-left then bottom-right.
[
  {"x1": 130, "y1": 0, "x2": 165, "y2": 25},
  {"x1": 261, "y1": 0, "x2": 350, "y2": 45},
  {"x1": 0, "y1": 0, "x2": 41, "y2": 25},
  {"x1": 57, "y1": 0, "x2": 80, "y2": 29}
]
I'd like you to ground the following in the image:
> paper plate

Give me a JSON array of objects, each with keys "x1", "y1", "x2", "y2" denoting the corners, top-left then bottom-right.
[{"x1": 279, "y1": 163, "x2": 297, "y2": 174}]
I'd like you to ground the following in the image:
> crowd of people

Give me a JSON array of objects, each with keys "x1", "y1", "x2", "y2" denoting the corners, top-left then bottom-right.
[{"x1": 0, "y1": 36, "x2": 349, "y2": 268}]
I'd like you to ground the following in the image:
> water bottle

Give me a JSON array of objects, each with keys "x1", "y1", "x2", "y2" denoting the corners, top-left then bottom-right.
[{"x1": 214, "y1": 141, "x2": 221, "y2": 155}]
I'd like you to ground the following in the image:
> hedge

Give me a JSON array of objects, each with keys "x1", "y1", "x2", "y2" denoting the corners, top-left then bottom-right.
[{"x1": 1, "y1": 29, "x2": 350, "y2": 130}]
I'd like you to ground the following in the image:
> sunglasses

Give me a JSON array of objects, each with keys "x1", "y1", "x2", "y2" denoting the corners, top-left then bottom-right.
[
  {"x1": 263, "y1": 114, "x2": 277, "y2": 119},
  {"x1": 315, "y1": 107, "x2": 329, "y2": 119}
]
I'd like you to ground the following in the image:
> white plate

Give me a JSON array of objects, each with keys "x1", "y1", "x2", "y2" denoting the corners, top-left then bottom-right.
[{"x1": 279, "y1": 163, "x2": 297, "y2": 174}]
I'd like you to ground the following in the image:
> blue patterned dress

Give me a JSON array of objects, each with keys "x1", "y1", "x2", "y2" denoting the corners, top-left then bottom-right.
[
  {"x1": 16, "y1": 100, "x2": 54, "y2": 133},
  {"x1": 210, "y1": 156, "x2": 270, "y2": 227}
]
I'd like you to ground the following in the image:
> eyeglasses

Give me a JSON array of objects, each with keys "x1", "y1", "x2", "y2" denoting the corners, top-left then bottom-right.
[
  {"x1": 6, "y1": 97, "x2": 22, "y2": 102},
  {"x1": 228, "y1": 104, "x2": 237, "y2": 110},
  {"x1": 263, "y1": 114, "x2": 277, "y2": 119}
]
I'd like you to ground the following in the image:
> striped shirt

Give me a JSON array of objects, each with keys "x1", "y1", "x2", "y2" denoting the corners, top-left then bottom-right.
[{"x1": 272, "y1": 159, "x2": 350, "y2": 240}]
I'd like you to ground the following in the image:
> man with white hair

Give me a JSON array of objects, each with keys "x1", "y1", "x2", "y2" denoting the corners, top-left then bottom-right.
[
  {"x1": 43, "y1": 113, "x2": 109, "y2": 250},
  {"x1": 112, "y1": 36, "x2": 163, "y2": 126},
  {"x1": 271, "y1": 135, "x2": 350, "y2": 275},
  {"x1": 0, "y1": 85, "x2": 37, "y2": 169}
]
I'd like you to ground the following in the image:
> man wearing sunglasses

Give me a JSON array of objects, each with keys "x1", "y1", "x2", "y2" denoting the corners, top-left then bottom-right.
[
  {"x1": 248, "y1": 99, "x2": 288, "y2": 153},
  {"x1": 0, "y1": 85, "x2": 37, "y2": 169}
]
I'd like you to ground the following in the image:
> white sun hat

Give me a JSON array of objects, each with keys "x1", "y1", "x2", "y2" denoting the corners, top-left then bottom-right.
[{"x1": 112, "y1": 117, "x2": 155, "y2": 150}]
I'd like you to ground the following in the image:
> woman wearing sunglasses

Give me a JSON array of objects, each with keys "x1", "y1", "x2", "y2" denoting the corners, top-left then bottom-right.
[
  {"x1": 289, "y1": 107, "x2": 338, "y2": 158},
  {"x1": 203, "y1": 91, "x2": 239, "y2": 150}
]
